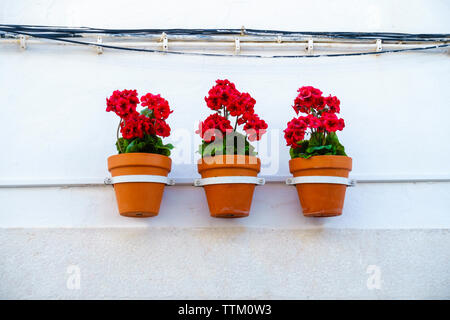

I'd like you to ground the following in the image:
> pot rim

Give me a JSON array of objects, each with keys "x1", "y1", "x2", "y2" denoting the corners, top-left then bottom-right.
[
  {"x1": 108, "y1": 152, "x2": 172, "y2": 172},
  {"x1": 289, "y1": 155, "x2": 352, "y2": 173}
]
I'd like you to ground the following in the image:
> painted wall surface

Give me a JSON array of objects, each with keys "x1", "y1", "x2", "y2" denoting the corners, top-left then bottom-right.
[{"x1": 0, "y1": 0, "x2": 449, "y2": 299}]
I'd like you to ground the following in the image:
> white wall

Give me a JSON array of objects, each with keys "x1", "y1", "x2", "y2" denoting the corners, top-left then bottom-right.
[
  {"x1": 1, "y1": 49, "x2": 450, "y2": 182},
  {"x1": 1, "y1": 0, "x2": 449, "y2": 299}
]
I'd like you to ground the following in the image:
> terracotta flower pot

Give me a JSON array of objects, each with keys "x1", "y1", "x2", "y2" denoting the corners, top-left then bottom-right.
[
  {"x1": 289, "y1": 155, "x2": 352, "y2": 217},
  {"x1": 107, "y1": 153, "x2": 171, "y2": 217},
  {"x1": 197, "y1": 155, "x2": 261, "y2": 218}
]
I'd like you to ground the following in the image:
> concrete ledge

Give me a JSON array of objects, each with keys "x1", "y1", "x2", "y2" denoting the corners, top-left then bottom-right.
[{"x1": 1, "y1": 228, "x2": 449, "y2": 299}]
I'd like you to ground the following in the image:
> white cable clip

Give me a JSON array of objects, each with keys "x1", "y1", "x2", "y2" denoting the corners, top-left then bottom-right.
[
  {"x1": 235, "y1": 38, "x2": 240, "y2": 54},
  {"x1": 104, "y1": 175, "x2": 175, "y2": 186},
  {"x1": 161, "y1": 32, "x2": 168, "y2": 51},
  {"x1": 19, "y1": 35, "x2": 27, "y2": 50},
  {"x1": 96, "y1": 36, "x2": 103, "y2": 54},
  {"x1": 376, "y1": 39, "x2": 382, "y2": 52},
  {"x1": 277, "y1": 35, "x2": 282, "y2": 43},
  {"x1": 286, "y1": 176, "x2": 356, "y2": 187},
  {"x1": 307, "y1": 38, "x2": 314, "y2": 54},
  {"x1": 194, "y1": 176, "x2": 265, "y2": 187}
]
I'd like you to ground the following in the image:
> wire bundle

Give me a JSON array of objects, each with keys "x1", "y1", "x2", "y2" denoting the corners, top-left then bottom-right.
[{"x1": 1, "y1": 24, "x2": 449, "y2": 58}]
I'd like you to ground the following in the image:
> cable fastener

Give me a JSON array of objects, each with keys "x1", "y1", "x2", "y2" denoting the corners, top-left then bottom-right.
[
  {"x1": 307, "y1": 38, "x2": 314, "y2": 54},
  {"x1": 19, "y1": 35, "x2": 26, "y2": 49},
  {"x1": 161, "y1": 32, "x2": 168, "y2": 51},
  {"x1": 235, "y1": 38, "x2": 240, "y2": 54},
  {"x1": 376, "y1": 39, "x2": 382, "y2": 52},
  {"x1": 96, "y1": 36, "x2": 103, "y2": 54}
]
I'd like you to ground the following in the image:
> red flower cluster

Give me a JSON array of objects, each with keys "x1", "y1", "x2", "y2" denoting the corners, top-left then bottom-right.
[
  {"x1": 106, "y1": 89, "x2": 172, "y2": 140},
  {"x1": 120, "y1": 113, "x2": 153, "y2": 139},
  {"x1": 284, "y1": 117, "x2": 308, "y2": 147},
  {"x1": 140, "y1": 93, "x2": 173, "y2": 120},
  {"x1": 204, "y1": 79, "x2": 238, "y2": 111},
  {"x1": 199, "y1": 79, "x2": 267, "y2": 142},
  {"x1": 196, "y1": 113, "x2": 232, "y2": 142},
  {"x1": 293, "y1": 86, "x2": 323, "y2": 114},
  {"x1": 243, "y1": 113, "x2": 268, "y2": 142},
  {"x1": 227, "y1": 92, "x2": 256, "y2": 117},
  {"x1": 285, "y1": 86, "x2": 345, "y2": 148},
  {"x1": 106, "y1": 89, "x2": 139, "y2": 118},
  {"x1": 321, "y1": 112, "x2": 344, "y2": 132},
  {"x1": 325, "y1": 95, "x2": 340, "y2": 113},
  {"x1": 293, "y1": 86, "x2": 342, "y2": 114}
]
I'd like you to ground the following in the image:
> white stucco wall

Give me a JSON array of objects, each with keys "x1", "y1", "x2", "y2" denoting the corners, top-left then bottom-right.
[{"x1": 0, "y1": 0, "x2": 449, "y2": 299}]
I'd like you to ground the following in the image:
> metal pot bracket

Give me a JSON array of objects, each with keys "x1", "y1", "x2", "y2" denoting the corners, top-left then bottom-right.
[
  {"x1": 104, "y1": 175, "x2": 175, "y2": 186},
  {"x1": 285, "y1": 176, "x2": 356, "y2": 187},
  {"x1": 194, "y1": 176, "x2": 265, "y2": 187}
]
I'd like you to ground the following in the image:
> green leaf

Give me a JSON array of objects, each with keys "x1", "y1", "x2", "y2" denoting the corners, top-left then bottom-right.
[
  {"x1": 289, "y1": 131, "x2": 348, "y2": 159},
  {"x1": 336, "y1": 145, "x2": 346, "y2": 156},
  {"x1": 116, "y1": 138, "x2": 129, "y2": 154},
  {"x1": 200, "y1": 141, "x2": 220, "y2": 157},
  {"x1": 325, "y1": 132, "x2": 347, "y2": 156},
  {"x1": 125, "y1": 139, "x2": 137, "y2": 153},
  {"x1": 199, "y1": 132, "x2": 258, "y2": 157},
  {"x1": 289, "y1": 140, "x2": 309, "y2": 159},
  {"x1": 289, "y1": 147, "x2": 300, "y2": 159},
  {"x1": 116, "y1": 133, "x2": 175, "y2": 156},
  {"x1": 140, "y1": 108, "x2": 153, "y2": 118},
  {"x1": 305, "y1": 145, "x2": 332, "y2": 154},
  {"x1": 309, "y1": 132, "x2": 324, "y2": 147}
]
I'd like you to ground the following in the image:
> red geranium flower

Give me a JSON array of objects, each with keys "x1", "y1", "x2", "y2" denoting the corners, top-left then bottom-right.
[
  {"x1": 140, "y1": 93, "x2": 173, "y2": 120},
  {"x1": 106, "y1": 89, "x2": 139, "y2": 118},
  {"x1": 306, "y1": 114, "x2": 322, "y2": 129},
  {"x1": 293, "y1": 86, "x2": 323, "y2": 114},
  {"x1": 321, "y1": 112, "x2": 345, "y2": 132},
  {"x1": 153, "y1": 118, "x2": 171, "y2": 137},
  {"x1": 120, "y1": 113, "x2": 153, "y2": 139},
  {"x1": 325, "y1": 95, "x2": 341, "y2": 113},
  {"x1": 285, "y1": 86, "x2": 346, "y2": 150},
  {"x1": 199, "y1": 79, "x2": 267, "y2": 149},
  {"x1": 196, "y1": 113, "x2": 232, "y2": 142},
  {"x1": 243, "y1": 113, "x2": 268, "y2": 142},
  {"x1": 227, "y1": 92, "x2": 256, "y2": 117},
  {"x1": 204, "y1": 79, "x2": 240, "y2": 111},
  {"x1": 107, "y1": 90, "x2": 173, "y2": 145},
  {"x1": 284, "y1": 117, "x2": 308, "y2": 148}
]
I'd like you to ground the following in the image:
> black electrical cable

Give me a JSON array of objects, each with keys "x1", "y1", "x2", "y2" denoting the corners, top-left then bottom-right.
[
  {"x1": 1, "y1": 25, "x2": 449, "y2": 58},
  {"x1": 1, "y1": 24, "x2": 449, "y2": 41}
]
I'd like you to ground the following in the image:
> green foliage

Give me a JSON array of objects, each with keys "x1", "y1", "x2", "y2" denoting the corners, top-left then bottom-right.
[
  {"x1": 140, "y1": 107, "x2": 153, "y2": 118},
  {"x1": 115, "y1": 107, "x2": 174, "y2": 156},
  {"x1": 198, "y1": 132, "x2": 257, "y2": 157},
  {"x1": 289, "y1": 131, "x2": 347, "y2": 159},
  {"x1": 116, "y1": 135, "x2": 174, "y2": 156}
]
